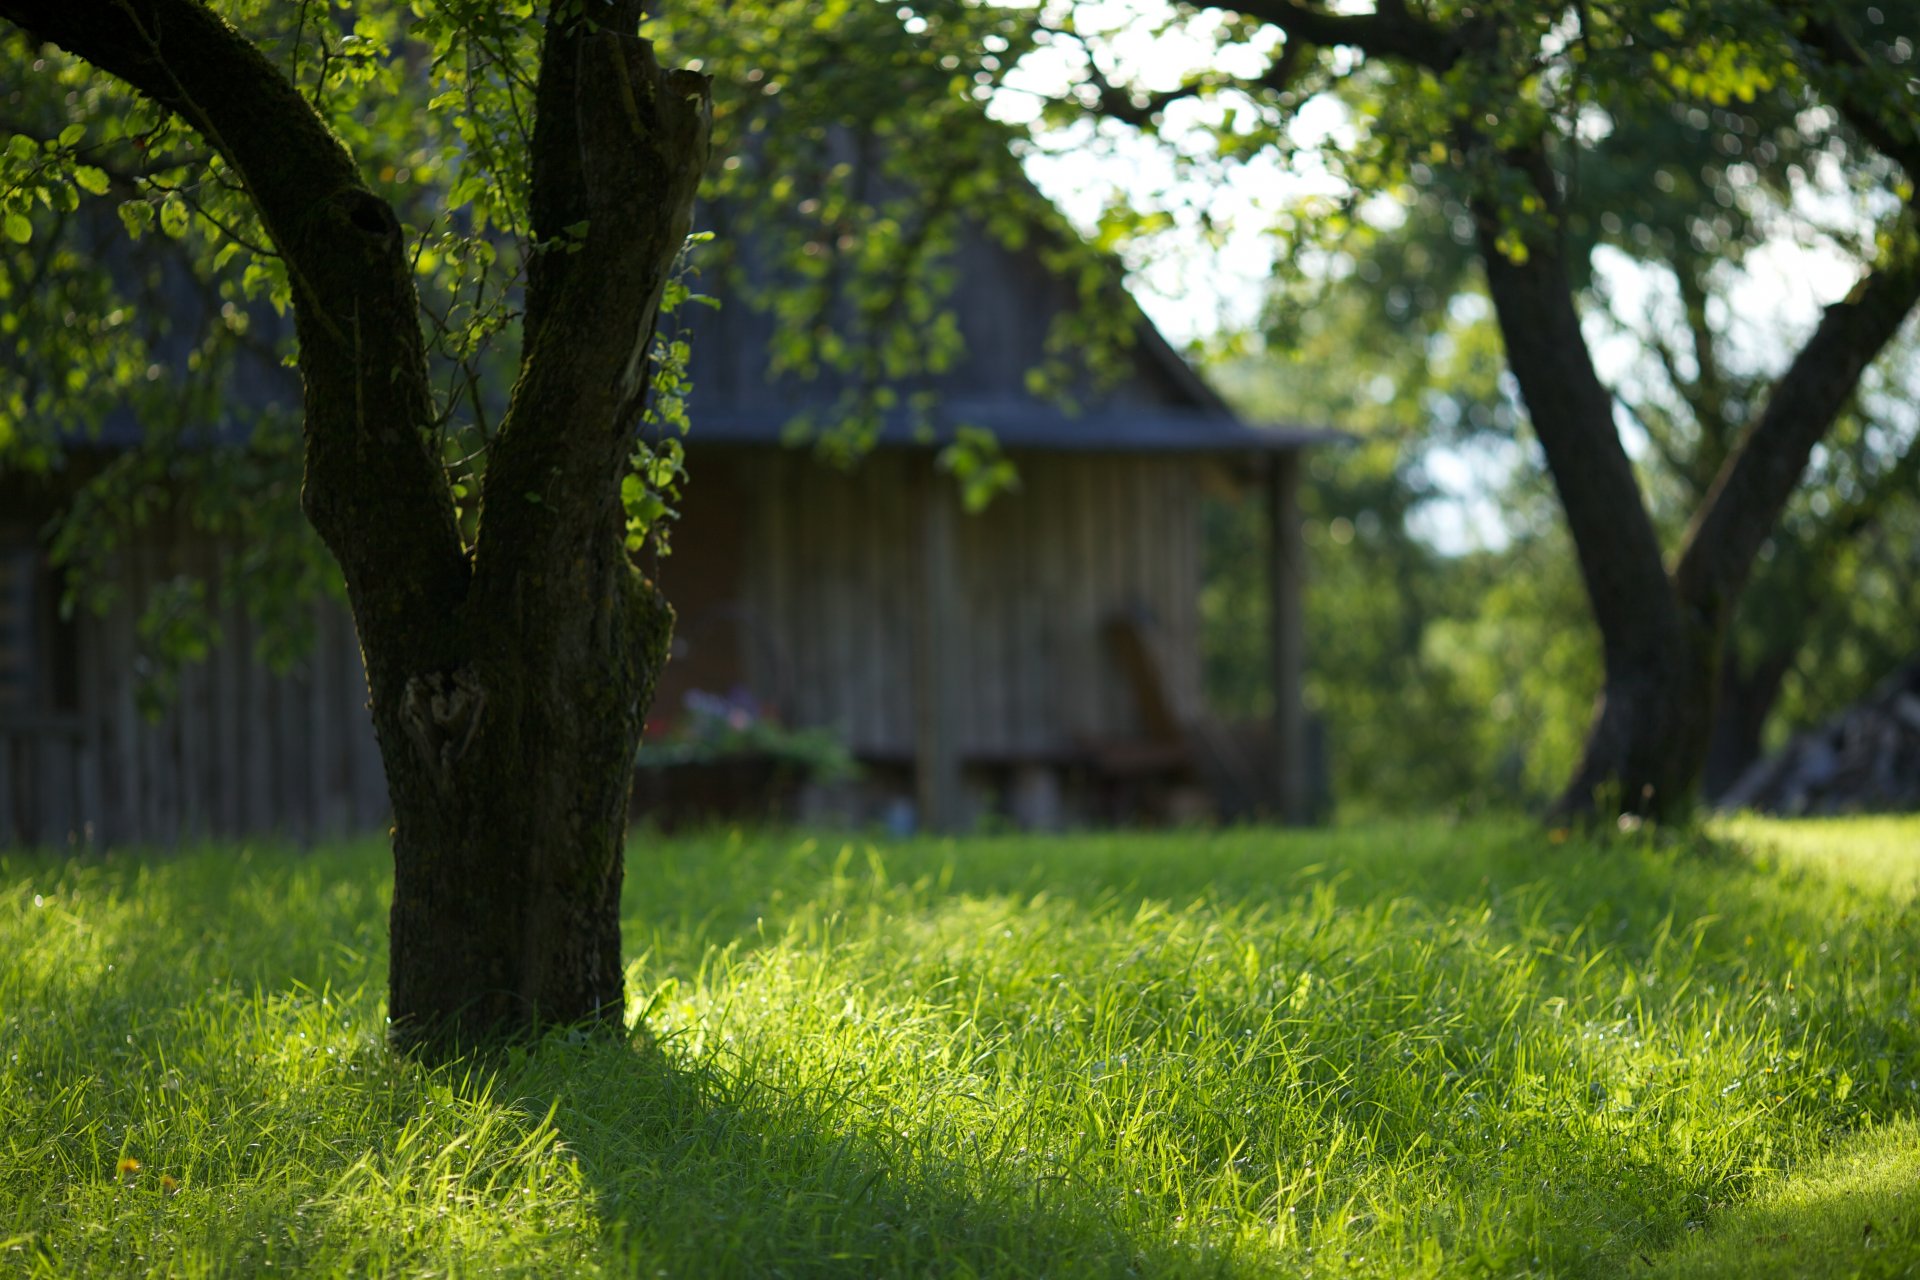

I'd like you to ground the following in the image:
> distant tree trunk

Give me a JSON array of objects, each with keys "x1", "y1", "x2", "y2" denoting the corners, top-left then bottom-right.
[
  {"x1": 1472, "y1": 163, "x2": 1710, "y2": 821},
  {"x1": 1474, "y1": 146, "x2": 1920, "y2": 823},
  {"x1": 4, "y1": 0, "x2": 711, "y2": 1048},
  {"x1": 1702, "y1": 651, "x2": 1794, "y2": 801}
]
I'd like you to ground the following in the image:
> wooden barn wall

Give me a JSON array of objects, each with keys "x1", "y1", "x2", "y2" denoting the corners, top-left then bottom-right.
[
  {"x1": 0, "y1": 525, "x2": 386, "y2": 848},
  {"x1": 728, "y1": 448, "x2": 1204, "y2": 761},
  {"x1": 3, "y1": 445, "x2": 1211, "y2": 843}
]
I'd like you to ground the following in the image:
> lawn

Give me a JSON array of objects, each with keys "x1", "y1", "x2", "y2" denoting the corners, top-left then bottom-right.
[{"x1": 2, "y1": 817, "x2": 1916, "y2": 1278}]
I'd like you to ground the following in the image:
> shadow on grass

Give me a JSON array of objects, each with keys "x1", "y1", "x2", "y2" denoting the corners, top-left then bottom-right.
[
  {"x1": 1640, "y1": 1116, "x2": 1920, "y2": 1280},
  {"x1": 501, "y1": 1033, "x2": 1223, "y2": 1279},
  {"x1": 7, "y1": 822, "x2": 1917, "y2": 1276},
  {"x1": 3, "y1": 842, "x2": 1222, "y2": 1275}
]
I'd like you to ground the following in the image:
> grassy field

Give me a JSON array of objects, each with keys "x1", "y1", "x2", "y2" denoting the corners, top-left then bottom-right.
[{"x1": 2, "y1": 817, "x2": 1916, "y2": 1278}]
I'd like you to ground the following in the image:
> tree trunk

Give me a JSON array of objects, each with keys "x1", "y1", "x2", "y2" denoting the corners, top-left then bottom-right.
[
  {"x1": 1702, "y1": 650, "x2": 1793, "y2": 801},
  {"x1": 1471, "y1": 158, "x2": 1708, "y2": 822},
  {"x1": 4, "y1": 0, "x2": 710, "y2": 1050},
  {"x1": 1474, "y1": 142, "x2": 1920, "y2": 823},
  {"x1": 379, "y1": 569, "x2": 673, "y2": 1042}
]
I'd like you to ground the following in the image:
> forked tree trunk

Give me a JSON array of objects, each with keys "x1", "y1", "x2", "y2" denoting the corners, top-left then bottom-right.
[
  {"x1": 5, "y1": 0, "x2": 711, "y2": 1048},
  {"x1": 1702, "y1": 651, "x2": 1794, "y2": 801},
  {"x1": 1474, "y1": 146, "x2": 1920, "y2": 823},
  {"x1": 377, "y1": 571, "x2": 673, "y2": 1038},
  {"x1": 1473, "y1": 170, "x2": 1713, "y2": 822}
]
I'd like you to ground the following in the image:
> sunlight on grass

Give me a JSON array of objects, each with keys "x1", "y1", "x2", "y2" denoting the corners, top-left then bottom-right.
[
  {"x1": 1, "y1": 817, "x2": 1915, "y2": 1276},
  {"x1": 1642, "y1": 1115, "x2": 1920, "y2": 1279}
]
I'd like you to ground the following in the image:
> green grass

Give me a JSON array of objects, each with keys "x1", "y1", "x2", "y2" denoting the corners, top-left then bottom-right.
[{"x1": 1, "y1": 817, "x2": 1916, "y2": 1277}]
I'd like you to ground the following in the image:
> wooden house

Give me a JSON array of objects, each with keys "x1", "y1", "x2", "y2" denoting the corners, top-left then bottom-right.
[{"x1": 0, "y1": 215, "x2": 1335, "y2": 846}]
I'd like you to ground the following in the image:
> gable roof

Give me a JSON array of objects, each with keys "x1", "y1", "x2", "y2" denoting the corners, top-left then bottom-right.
[{"x1": 677, "y1": 170, "x2": 1342, "y2": 456}]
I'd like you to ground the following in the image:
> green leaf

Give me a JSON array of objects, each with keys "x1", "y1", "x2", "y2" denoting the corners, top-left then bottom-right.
[
  {"x1": 57, "y1": 123, "x2": 86, "y2": 148},
  {"x1": 118, "y1": 199, "x2": 155, "y2": 240},
  {"x1": 159, "y1": 195, "x2": 190, "y2": 238},
  {"x1": 73, "y1": 166, "x2": 111, "y2": 196},
  {"x1": 2, "y1": 212, "x2": 29, "y2": 245}
]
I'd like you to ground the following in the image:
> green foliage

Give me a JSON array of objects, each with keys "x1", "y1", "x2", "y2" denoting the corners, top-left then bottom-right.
[
  {"x1": 936, "y1": 424, "x2": 1019, "y2": 512},
  {"x1": 1203, "y1": 284, "x2": 1574, "y2": 813},
  {"x1": 2, "y1": 818, "x2": 1917, "y2": 1275},
  {"x1": 1187, "y1": 0, "x2": 1920, "y2": 807},
  {"x1": 623, "y1": 233, "x2": 717, "y2": 558},
  {"x1": 45, "y1": 410, "x2": 340, "y2": 710},
  {"x1": 660, "y1": 0, "x2": 1144, "y2": 460},
  {"x1": 1043, "y1": 0, "x2": 1919, "y2": 805},
  {"x1": 0, "y1": 4, "x2": 502, "y2": 681}
]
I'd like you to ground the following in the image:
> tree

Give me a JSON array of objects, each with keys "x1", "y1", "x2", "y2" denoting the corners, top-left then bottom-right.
[
  {"x1": 1221, "y1": 63, "x2": 1920, "y2": 808},
  {"x1": 0, "y1": 0, "x2": 710, "y2": 1049},
  {"x1": 1037, "y1": 0, "x2": 1920, "y2": 819},
  {"x1": 1, "y1": 0, "x2": 1145, "y2": 1045}
]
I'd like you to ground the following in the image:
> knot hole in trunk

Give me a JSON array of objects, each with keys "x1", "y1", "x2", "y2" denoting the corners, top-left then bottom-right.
[
  {"x1": 401, "y1": 667, "x2": 487, "y2": 789},
  {"x1": 338, "y1": 190, "x2": 400, "y2": 245}
]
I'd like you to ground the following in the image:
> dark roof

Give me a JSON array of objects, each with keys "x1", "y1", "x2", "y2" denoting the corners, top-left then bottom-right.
[{"x1": 682, "y1": 398, "x2": 1342, "y2": 453}]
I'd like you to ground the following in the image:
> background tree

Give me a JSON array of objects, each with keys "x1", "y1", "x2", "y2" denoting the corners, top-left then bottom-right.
[
  {"x1": 1032, "y1": 0, "x2": 1920, "y2": 819},
  {"x1": 1200, "y1": 77, "x2": 1918, "y2": 813}
]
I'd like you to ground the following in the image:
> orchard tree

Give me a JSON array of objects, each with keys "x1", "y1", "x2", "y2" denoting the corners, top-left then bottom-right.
[
  {"x1": 1230, "y1": 60, "x2": 1920, "y2": 805},
  {"x1": 1038, "y1": 0, "x2": 1920, "y2": 819},
  {"x1": 0, "y1": 0, "x2": 1117, "y2": 1047},
  {"x1": 0, "y1": 0, "x2": 711, "y2": 1048}
]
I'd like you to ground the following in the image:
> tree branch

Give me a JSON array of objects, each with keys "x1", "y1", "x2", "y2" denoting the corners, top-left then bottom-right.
[
  {"x1": 1228, "y1": 0, "x2": 1486, "y2": 74},
  {"x1": 468, "y1": 0, "x2": 711, "y2": 627},
  {"x1": 0, "y1": 0, "x2": 471, "y2": 693},
  {"x1": 1472, "y1": 146, "x2": 1681, "y2": 668},
  {"x1": 1674, "y1": 210, "x2": 1920, "y2": 621}
]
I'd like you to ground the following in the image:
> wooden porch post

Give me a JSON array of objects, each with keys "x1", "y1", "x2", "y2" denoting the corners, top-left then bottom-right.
[
  {"x1": 914, "y1": 467, "x2": 964, "y2": 832},
  {"x1": 1267, "y1": 450, "x2": 1310, "y2": 823}
]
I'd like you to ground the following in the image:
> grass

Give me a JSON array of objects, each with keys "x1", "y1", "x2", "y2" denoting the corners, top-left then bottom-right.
[{"x1": 0, "y1": 816, "x2": 1914, "y2": 1277}]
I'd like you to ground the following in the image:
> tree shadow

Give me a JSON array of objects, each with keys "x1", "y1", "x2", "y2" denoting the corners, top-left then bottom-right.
[
  {"x1": 2, "y1": 840, "x2": 1223, "y2": 1273},
  {"x1": 9, "y1": 822, "x2": 1915, "y2": 1275},
  {"x1": 496, "y1": 1032, "x2": 1225, "y2": 1279},
  {"x1": 1639, "y1": 1115, "x2": 1920, "y2": 1279}
]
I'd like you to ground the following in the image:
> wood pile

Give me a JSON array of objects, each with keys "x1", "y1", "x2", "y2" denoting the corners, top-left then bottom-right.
[{"x1": 1719, "y1": 660, "x2": 1920, "y2": 815}]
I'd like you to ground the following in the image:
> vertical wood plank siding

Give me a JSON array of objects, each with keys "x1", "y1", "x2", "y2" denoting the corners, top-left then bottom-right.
[
  {"x1": 732, "y1": 448, "x2": 1203, "y2": 760},
  {"x1": 3, "y1": 444, "x2": 1214, "y2": 845},
  {"x1": 0, "y1": 525, "x2": 387, "y2": 848}
]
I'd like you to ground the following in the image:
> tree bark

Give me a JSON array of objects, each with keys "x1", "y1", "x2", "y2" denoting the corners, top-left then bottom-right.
[
  {"x1": 1471, "y1": 152, "x2": 1709, "y2": 821},
  {"x1": 1465, "y1": 121, "x2": 1920, "y2": 823},
  {"x1": 1702, "y1": 649, "x2": 1794, "y2": 801},
  {"x1": 3, "y1": 0, "x2": 710, "y2": 1049}
]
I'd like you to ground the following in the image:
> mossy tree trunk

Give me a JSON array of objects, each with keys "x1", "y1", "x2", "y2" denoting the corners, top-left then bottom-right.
[{"x1": 3, "y1": 0, "x2": 710, "y2": 1047}]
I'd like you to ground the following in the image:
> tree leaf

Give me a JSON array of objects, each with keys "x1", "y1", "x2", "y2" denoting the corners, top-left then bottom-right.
[{"x1": 159, "y1": 195, "x2": 190, "y2": 238}]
